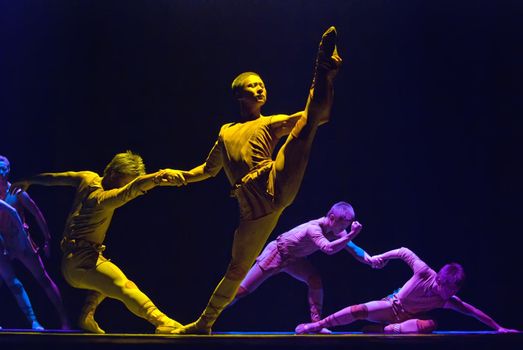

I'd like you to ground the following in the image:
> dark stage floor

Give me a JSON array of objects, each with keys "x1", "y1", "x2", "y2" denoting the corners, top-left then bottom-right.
[{"x1": 1, "y1": 330, "x2": 522, "y2": 350}]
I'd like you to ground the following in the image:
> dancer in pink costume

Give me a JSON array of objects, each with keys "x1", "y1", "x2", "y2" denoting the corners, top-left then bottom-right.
[
  {"x1": 0, "y1": 155, "x2": 70, "y2": 330},
  {"x1": 295, "y1": 247, "x2": 518, "y2": 334},
  {"x1": 231, "y1": 202, "x2": 385, "y2": 333}
]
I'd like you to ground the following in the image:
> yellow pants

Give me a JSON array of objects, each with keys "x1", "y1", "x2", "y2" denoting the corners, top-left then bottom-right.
[
  {"x1": 61, "y1": 245, "x2": 169, "y2": 327},
  {"x1": 198, "y1": 209, "x2": 283, "y2": 328}
]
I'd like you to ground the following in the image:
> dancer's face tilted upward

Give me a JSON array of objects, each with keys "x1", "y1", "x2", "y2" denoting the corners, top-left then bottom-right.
[{"x1": 237, "y1": 75, "x2": 267, "y2": 107}]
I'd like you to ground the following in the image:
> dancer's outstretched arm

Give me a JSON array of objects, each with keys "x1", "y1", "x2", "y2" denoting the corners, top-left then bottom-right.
[
  {"x1": 12, "y1": 170, "x2": 184, "y2": 209},
  {"x1": 345, "y1": 242, "x2": 387, "y2": 269},
  {"x1": 164, "y1": 131, "x2": 225, "y2": 185},
  {"x1": 178, "y1": 164, "x2": 213, "y2": 184},
  {"x1": 11, "y1": 171, "x2": 88, "y2": 192},
  {"x1": 17, "y1": 191, "x2": 52, "y2": 257},
  {"x1": 444, "y1": 296, "x2": 519, "y2": 333},
  {"x1": 345, "y1": 241, "x2": 369, "y2": 263},
  {"x1": 342, "y1": 221, "x2": 385, "y2": 268},
  {"x1": 371, "y1": 247, "x2": 428, "y2": 274},
  {"x1": 95, "y1": 170, "x2": 185, "y2": 209}
]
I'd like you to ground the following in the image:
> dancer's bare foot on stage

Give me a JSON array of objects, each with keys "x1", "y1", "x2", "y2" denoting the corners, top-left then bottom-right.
[
  {"x1": 166, "y1": 319, "x2": 211, "y2": 335},
  {"x1": 318, "y1": 327, "x2": 333, "y2": 334},
  {"x1": 295, "y1": 321, "x2": 322, "y2": 334},
  {"x1": 155, "y1": 317, "x2": 183, "y2": 334},
  {"x1": 79, "y1": 313, "x2": 105, "y2": 334},
  {"x1": 31, "y1": 320, "x2": 44, "y2": 331}
]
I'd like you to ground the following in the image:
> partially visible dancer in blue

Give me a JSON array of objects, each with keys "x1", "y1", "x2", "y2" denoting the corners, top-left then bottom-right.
[{"x1": 0, "y1": 155, "x2": 70, "y2": 330}]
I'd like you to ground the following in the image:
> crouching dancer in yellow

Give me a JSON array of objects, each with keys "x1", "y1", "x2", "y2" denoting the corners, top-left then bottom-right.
[
  {"x1": 10, "y1": 151, "x2": 185, "y2": 334},
  {"x1": 164, "y1": 26, "x2": 342, "y2": 334}
]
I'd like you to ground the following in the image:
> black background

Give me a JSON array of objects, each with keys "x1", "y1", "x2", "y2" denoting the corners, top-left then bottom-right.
[{"x1": 1, "y1": 0, "x2": 522, "y2": 333}]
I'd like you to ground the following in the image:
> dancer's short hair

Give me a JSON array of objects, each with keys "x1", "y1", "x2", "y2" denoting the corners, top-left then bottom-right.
[
  {"x1": 437, "y1": 263, "x2": 466, "y2": 289},
  {"x1": 231, "y1": 72, "x2": 262, "y2": 97},
  {"x1": 326, "y1": 201, "x2": 355, "y2": 221},
  {"x1": 103, "y1": 151, "x2": 145, "y2": 177}
]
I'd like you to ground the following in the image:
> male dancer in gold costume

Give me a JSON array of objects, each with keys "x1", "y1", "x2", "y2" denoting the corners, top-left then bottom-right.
[
  {"x1": 165, "y1": 26, "x2": 342, "y2": 334},
  {"x1": 11, "y1": 151, "x2": 185, "y2": 334}
]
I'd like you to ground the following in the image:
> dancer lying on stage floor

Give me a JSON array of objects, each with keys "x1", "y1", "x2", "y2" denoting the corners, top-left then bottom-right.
[
  {"x1": 10, "y1": 151, "x2": 185, "y2": 334},
  {"x1": 295, "y1": 247, "x2": 518, "y2": 334},
  {"x1": 161, "y1": 26, "x2": 342, "y2": 334},
  {"x1": 230, "y1": 201, "x2": 385, "y2": 333},
  {"x1": 0, "y1": 155, "x2": 69, "y2": 330}
]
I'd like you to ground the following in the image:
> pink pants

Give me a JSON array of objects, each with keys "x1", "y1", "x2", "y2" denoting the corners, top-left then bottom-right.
[{"x1": 236, "y1": 241, "x2": 324, "y2": 322}]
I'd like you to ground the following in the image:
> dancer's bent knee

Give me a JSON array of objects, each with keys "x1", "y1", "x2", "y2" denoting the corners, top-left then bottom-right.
[
  {"x1": 350, "y1": 304, "x2": 369, "y2": 319},
  {"x1": 417, "y1": 319, "x2": 437, "y2": 333},
  {"x1": 225, "y1": 263, "x2": 250, "y2": 281},
  {"x1": 124, "y1": 280, "x2": 138, "y2": 289}
]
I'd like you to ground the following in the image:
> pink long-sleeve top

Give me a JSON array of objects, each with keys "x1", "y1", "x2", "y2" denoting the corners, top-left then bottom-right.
[
  {"x1": 275, "y1": 218, "x2": 347, "y2": 258},
  {"x1": 394, "y1": 248, "x2": 448, "y2": 314}
]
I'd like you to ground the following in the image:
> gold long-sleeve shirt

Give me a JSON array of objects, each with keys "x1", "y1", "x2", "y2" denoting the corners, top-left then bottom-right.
[{"x1": 62, "y1": 171, "x2": 146, "y2": 244}]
